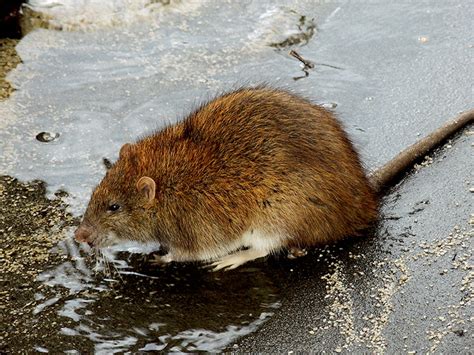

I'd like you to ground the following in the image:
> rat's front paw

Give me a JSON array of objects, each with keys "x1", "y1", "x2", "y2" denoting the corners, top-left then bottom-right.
[
  {"x1": 209, "y1": 254, "x2": 247, "y2": 271},
  {"x1": 209, "y1": 248, "x2": 269, "y2": 271},
  {"x1": 150, "y1": 253, "x2": 173, "y2": 266}
]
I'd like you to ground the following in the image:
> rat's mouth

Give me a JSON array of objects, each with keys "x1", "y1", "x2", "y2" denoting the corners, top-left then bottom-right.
[
  {"x1": 89, "y1": 233, "x2": 121, "y2": 249},
  {"x1": 75, "y1": 224, "x2": 112, "y2": 248},
  {"x1": 75, "y1": 223, "x2": 121, "y2": 249},
  {"x1": 84, "y1": 235, "x2": 108, "y2": 249}
]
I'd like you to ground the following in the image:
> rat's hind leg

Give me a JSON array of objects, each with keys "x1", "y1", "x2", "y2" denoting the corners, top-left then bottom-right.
[
  {"x1": 287, "y1": 247, "x2": 308, "y2": 259},
  {"x1": 210, "y1": 248, "x2": 269, "y2": 271}
]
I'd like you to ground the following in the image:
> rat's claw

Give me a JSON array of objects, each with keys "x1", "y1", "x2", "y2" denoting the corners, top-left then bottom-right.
[{"x1": 209, "y1": 258, "x2": 238, "y2": 271}]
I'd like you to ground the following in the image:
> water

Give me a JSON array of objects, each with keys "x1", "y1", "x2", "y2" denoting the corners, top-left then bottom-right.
[
  {"x1": 1, "y1": 0, "x2": 339, "y2": 216},
  {"x1": 2, "y1": 0, "x2": 471, "y2": 214},
  {"x1": 32, "y1": 229, "x2": 280, "y2": 353},
  {"x1": 3, "y1": 2, "x2": 333, "y2": 351}
]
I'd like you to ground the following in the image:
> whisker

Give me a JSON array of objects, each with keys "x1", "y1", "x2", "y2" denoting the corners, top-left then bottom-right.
[
  {"x1": 101, "y1": 250, "x2": 112, "y2": 277},
  {"x1": 107, "y1": 250, "x2": 124, "y2": 282},
  {"x1": 91, "y1": 248, "x2": 102, "y2": 275},
  {"x1": 93, "y1": 249, "x2": 105, "y2": 276},
  {"x1": 112, "y1": 260, "x2": 124, "y2": 282},
  {"x1": 99, "y1": 249, "x2": 124, "y2": 283}
]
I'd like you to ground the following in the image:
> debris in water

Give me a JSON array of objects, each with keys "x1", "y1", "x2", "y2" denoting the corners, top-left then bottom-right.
[
  {"x1": 322, "y1": 102, "x2": 338, "y2": 109},
  {"x1": 270, "y1": 13, "x2": 316, "y2": 49},
  {"x1": 36, "y1": 132, "x2": 60, "y2": 143}
]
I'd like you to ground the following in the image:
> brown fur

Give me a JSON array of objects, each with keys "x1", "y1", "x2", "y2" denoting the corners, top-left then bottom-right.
[{"x1": 77, "y1": 86, "x2": 379, "y2": 261}]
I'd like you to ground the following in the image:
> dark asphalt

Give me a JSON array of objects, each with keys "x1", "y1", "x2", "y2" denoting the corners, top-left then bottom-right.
[{"x1": 233, "y1": 129, "x2": 473, "y2": 352}]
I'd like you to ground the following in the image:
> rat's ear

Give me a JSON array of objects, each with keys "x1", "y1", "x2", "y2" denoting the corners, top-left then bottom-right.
[
  {"x1": 119, "y1": 143, "x2": 133, "y2": 159},
  {"x1": 137, "y1": 176, "x2": 156, "y2": 205}
]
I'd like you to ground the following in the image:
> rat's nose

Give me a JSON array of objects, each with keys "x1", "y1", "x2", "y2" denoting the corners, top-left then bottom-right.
[{"x1": 75, "y1": 224, "x2": 93, "y2": 243}]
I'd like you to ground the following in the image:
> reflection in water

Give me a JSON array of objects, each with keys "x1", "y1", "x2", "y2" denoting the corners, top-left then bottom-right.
[
  {"x1": 34, "y1": 229, "x2": 280, "y2": 352},
  {"x1": 166, "y1": 311, "x2": 275, "y2": 352}
]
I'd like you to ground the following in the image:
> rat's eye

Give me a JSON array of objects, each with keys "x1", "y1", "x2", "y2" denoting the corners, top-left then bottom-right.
[{"x1": 108, "y1": 203, "x2": 121, "y2": 212}]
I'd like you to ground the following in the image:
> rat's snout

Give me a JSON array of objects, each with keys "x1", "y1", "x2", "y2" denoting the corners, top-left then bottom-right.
[{"x1": 74, "y1": 224, "x2": 94, "y2": 244}]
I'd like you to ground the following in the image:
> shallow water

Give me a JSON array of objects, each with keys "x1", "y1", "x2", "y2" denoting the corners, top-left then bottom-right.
[
  {"x1": 1, "y1": 1, "x2": 336, "y2": 350},
  {"x1": 0, "y1": 0, "x2": 342, "y2": 216},
  {"x1": 31, "y1": 229, "x2": 280, "y2": 353}
]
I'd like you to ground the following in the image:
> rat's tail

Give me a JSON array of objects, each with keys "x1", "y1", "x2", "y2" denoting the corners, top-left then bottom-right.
[{"x1": 369, "y1": 109, "x2": 474, "y2": 194}]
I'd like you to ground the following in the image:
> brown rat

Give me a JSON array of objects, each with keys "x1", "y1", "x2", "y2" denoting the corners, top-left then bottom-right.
[{"x1": 74, "y1": 86, "x2": 473, "y2": 270}]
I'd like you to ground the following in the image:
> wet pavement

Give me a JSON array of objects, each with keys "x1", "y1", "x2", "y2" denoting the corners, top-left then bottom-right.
[
  {"x1": 233, "y1": 131, "x2": 473, "y2": 352},
  {"x1": 1, "y1": 0, "x2": 473, "y2": 353}
]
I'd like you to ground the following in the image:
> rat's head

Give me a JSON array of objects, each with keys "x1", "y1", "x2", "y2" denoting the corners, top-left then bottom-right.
[{"x1": 74, "y1": 143, "x2": 158, "y2": 248}]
